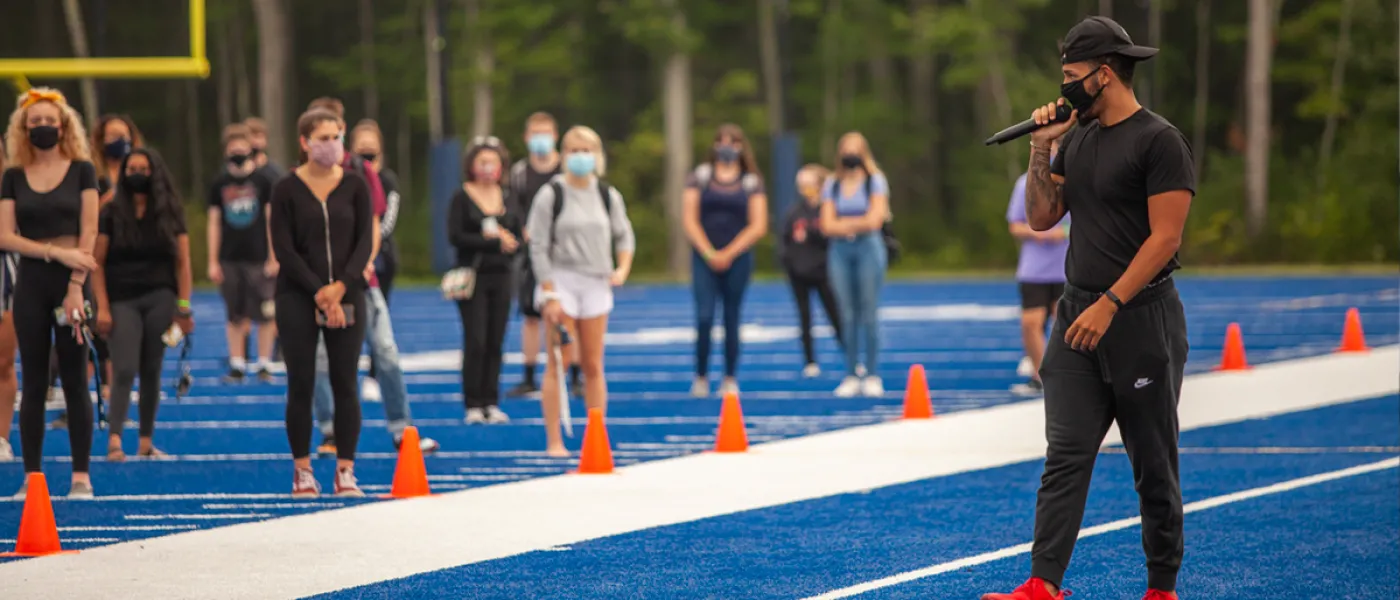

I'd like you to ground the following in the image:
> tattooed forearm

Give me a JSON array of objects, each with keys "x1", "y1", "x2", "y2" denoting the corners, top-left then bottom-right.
[{"x1": 1025, "y1": 145, "x2": 1065, "y2": 231}]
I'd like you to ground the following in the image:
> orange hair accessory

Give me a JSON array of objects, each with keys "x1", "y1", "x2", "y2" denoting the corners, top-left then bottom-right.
[{"x1": 20, "y1": 89, "x2": 67, "y2": 110}]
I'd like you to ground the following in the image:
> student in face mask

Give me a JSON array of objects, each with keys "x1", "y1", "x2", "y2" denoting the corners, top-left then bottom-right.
[
  {"x1": 505, "y1": 111, "x2": 568, "y2": 398},
  {"x1": 243, "y1": 116, "x2": 287, "y2": 181},
  {"x1": 779, "y1": 164, "x2": 844, "y2": 377},
  {"x1": 681, "y1": 124, "x2": 768, "y2": 398},
  {"x1": 819, "y1": 131, "x2": 891, "y2": 399},
  {"x1": 91, "y1": 148, "x2": 193, "y2": 461},
  {"x1": 91, "y1": 114, "x2": 143, "y2": 205},
  {"x1": 271, "y1": 108, "x2": 374, "y2": 498},
  {"x1": 527, "y1": 125, "x2": 636, "y2": 457},
  {"x1": 449, "y1": 136, "x2": 523, "y2": 425},
  {"x1": 0, "y1": 88, "x2": 102, "y2": 499},
  {"x1": 207, "y1": 124, "x2": 278, "y2": 383}
]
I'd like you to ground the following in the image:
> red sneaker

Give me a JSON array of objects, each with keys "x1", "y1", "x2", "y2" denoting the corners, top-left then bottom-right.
[
  {"x1": 334, "y1": 466, "x2": 365, "y2": 498},
  {"x1": 291, "y1": 467, "x2": 320, "y2": 499},
  {"x1": 1143, "y1": 590, "x2": 1178, "y2": 600},
  {"x1": 981, "y1": 577, "x2": 1071, "y2": 600}
]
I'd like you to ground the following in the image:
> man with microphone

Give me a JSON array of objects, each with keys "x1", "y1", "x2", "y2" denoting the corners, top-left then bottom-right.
[{"x1": 982, "y1": 16, "x2": 1195, "y2": 600}]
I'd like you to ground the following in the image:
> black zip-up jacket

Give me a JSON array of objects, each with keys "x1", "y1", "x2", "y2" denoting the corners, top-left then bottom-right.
[
  {"x1": 779, "y1": 199, "x2": 831, "y2": 281},
  {"x1": 270, "y1": 170, "x2": 374, "y2": 298}
]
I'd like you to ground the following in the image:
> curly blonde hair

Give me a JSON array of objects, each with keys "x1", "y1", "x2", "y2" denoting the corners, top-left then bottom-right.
[{"x1": 5, "y1": 87, "x2": 91, "y2": 167}]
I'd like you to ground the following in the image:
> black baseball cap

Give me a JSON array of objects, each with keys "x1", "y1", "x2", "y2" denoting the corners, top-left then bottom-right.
[{"x1": 1060, "y1": 16, "x2": 1158, "y2": 64}]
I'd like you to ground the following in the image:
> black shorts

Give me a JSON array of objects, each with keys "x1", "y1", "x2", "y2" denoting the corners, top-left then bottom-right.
[
  {"x1": 1019, "y1": 281, "x2": 1064, "y2": 312},
  {"x1": 517, "y1": 261, "x2": 540, "y2": 318},
  {"x1": 220, "y1": 261, "x2": 275, "y2": 323}
]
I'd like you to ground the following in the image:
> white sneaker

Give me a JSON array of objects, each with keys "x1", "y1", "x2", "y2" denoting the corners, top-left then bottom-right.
[
  {"x1": 67, "y1": 480, "x2": 94, "y2": 499},
  {"x1": 464, "y1": 408, "x2": 487, "y2": 425},
  {"x1": 361, "y1": 378, "x2": 382, "y2": 402},
  {"x1": 0, "y1": 438, "x2": 12, "y2": 461},
  {"x1": 485, "y1": 405, "x2": 510, "y2": 424},
  {"x1": 834, "y1": 376, "x2": 862, "y2": 398},
  {"x1": 718, "y1": 378, "x2": 740, "y2": 397},
  {"x1": 1017, "y1": 356, "x2": 1033, "y2": 377},
  {"x1": 690, "y1": 377, "x2": 710, "y2": 398},
  {"x1": 45, "y1": 387, "x2": 65, "y2": 410},
  {"x1": 861, "y1": 376, "x2": 885, "y2": 398},
  {"x1": 802, "y1": 363, "x2": 821, "y2": 378}
]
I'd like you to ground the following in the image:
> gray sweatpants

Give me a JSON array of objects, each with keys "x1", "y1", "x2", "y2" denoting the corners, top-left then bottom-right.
[{"x1": 107, "y1": 288, "x2": 177, "y2": 437}]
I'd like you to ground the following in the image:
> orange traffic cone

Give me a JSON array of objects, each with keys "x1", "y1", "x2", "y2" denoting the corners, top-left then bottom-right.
[
  {"x1": 576, "y1": 408, "x2": 614, "y2": 474},
  {"x1": 383, "y1": 426, "x2": 431, "y2": 498},
  {"x1": 714, "y1": 392, "x2": 749, "y2": 453},
  {"x1": 1217, "y1": 323, "x2": 1250, "y2": 371},
  {"x1": 1337, "y1": 307, "x2": 1369, "y2": 353},
  {"x1": 1, "y1": 473, "x2": 78, "y2": 557},
  {"x1": 902, "y1": 364, "x2": 934, "y2": 419}
]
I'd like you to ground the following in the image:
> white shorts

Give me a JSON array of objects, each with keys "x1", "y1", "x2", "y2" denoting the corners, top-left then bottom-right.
[{"x1": 536, "y1": 269, "x2": 613, "y2": 320}]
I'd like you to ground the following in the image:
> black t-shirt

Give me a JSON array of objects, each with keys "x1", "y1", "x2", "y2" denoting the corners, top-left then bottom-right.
[
  {"x1": 1051, "y1": 109, "x2": 1195, "y2": 292},
  {"x1": 511, "y1": 159, "x2": 561, "y2": 221},
  {"x1": 448, "y1": 188, "x2": 524, "y2": 274},
  {"x1": 99, "y1": 203, "x2": 187, "y2": 302},
  {"x1": 207, "y1": 170, "x2": 274, "y2": 263},
  {"x1": 0, "y1": 161, "x2": 97, "y2": 240}
]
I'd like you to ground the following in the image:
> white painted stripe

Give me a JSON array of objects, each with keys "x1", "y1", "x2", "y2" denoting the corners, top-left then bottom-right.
[
  {"x1": 1101, "y1": 446, "x2": 1400, "y2": 455},
  {"x1": 0, "y1": 538, "x2": 118, "y2": 544},
  {"x1": 801, "y1": 457, "x2": 1400, "y2": 599},
  {"x1": 0, "y1": 493, "x2": 289, "y2": 503},
  {"x1": 124, "y1": 514, "x2": 271, "y2": 520},
  {"x1": 0, "y1": 348, "x2": 1394, "y2": 600},
  {"x1": 201, "y1": 504, "x2": 346, "y2": 510},
  {"x1": 59, "y1": 525, "x2": 200, "y2": 532}
]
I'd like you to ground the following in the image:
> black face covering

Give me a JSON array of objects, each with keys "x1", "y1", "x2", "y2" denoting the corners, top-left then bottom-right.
[
  {"x1": 840, "y1": 154, "x2": 863, "y2": 169},
  {"x1": 123, "y1": 173, "x2": 151, "y2": 194},
  {"x1": 358, "y1": 153, "x2": 378, "y2": 164},
  {"x1": 28, "y1": 126, "x2": 59, "y2": 150},
  {"x1": 1061, "y1": 67, "x2": 1104, "y2": 114},
  {"x1": 105, "y1": 138, "x2": 132, "y2": 160},
  {"x1": 228, "y1": 154, "x2": 251, "y2": 167}
]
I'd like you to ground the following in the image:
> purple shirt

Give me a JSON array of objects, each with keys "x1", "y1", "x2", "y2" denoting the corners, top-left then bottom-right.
[{"x1": 1007, "y1": 173, "x2": 1069, "y2": 284}]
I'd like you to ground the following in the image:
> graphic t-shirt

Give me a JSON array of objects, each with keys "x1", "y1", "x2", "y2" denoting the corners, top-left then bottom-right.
[{"x1": 207, "y1": 170, "x2": 274, "y2": 263}]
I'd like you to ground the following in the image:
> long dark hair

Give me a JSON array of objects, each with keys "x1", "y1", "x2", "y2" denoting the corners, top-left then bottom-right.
[{"x1": 109, "y1": 148, "x2": 184, "y2": 252}]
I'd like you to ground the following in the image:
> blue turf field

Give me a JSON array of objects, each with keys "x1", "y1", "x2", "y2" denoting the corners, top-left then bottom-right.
[{"x1": 1, "y1": 275, "x2": 1397, "y2": 598}]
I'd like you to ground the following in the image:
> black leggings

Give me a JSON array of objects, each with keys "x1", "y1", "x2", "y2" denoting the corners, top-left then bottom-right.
[
  {"x1": 277, "y1": 291, "x2": 366, "y2": 461},
  {"x1": 106, "y1": 288, "x2": 176, "y2": 437},
  {"x1": 16, "y1": 258, "x2": 93, "y2": 473},
  {"x1": 789, "y1": 274, "x2": 843, "y2": 365},
  {"x1": 457, "y1": 271, "x2": 512, "y2": 409}
]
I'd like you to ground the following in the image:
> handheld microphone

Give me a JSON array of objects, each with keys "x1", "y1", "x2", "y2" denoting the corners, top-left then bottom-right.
[{"x1": 984, "y1": 103, "x2": 1073, "y2": 146}]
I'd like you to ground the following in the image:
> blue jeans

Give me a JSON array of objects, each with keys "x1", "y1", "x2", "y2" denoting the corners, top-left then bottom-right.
[
  {"x1": 693, "y1": 250, "x2": 753, "y2": 377},
  {"x1": 827, "y1": 232, "x2": 887, "y2": 377},
  {"x1": 314, "y1": 287, "x2": 411, "y2": 438}
]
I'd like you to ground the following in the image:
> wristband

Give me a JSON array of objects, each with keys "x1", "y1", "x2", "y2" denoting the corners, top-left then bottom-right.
[
  {"x1": 1103, "y1": 290, "x2": 1125, "y2": 310},
  {"x1": 177, "y1": 299, "x2": 191, "y2": 309}
]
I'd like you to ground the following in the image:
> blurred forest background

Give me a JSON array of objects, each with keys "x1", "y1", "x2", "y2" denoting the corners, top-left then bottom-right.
[{"x1": 0, "y1": 0, "x2": 1395, "y2": 281}]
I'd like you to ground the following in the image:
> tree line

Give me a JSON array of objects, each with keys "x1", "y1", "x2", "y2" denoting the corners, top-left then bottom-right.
[{"x1": 2, "y1": 0, "x2": 1395, "y2": 280}]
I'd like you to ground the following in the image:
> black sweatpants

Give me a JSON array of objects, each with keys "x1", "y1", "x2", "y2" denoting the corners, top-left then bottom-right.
[
  {"x1": 106, "y1": 288, "x2": 176, "y2": 437},
  {"x1": 788, "y1": 274, "x2": 843, "y2": 365},
  {"x1": 457, "y1": 271, "x2": 512, "y2": 409},
  {"x1": 1030, "y1": 279, "x2": 1189, "y2": 592},
  {"x1": 277, "y1": 291, "x2": 366, "y2": 461},
  {"x1": 15, "y1": 258, "x2": 93, "y2": 473}
]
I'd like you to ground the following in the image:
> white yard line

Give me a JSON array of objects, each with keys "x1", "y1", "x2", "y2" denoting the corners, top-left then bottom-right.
[
  {"x1": 802, "y1": 457, "x2": 1400, "y2": 599},
  {"x1": 0, "y1": 348, "x2": 1394, "y2": 600}
]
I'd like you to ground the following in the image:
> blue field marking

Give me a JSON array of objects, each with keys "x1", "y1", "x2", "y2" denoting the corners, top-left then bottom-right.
[
  {"x1": 0, "y1": 276, "x2": 1397, "y2": 567},
  {"x1": 303, "y1": 395, "x2": 1400, "y2": 600}
]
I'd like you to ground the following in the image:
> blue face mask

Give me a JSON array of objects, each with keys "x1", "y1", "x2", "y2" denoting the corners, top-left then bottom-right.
[
  {"x1": 528, "y1": 134, "x2": 556, "y2": 156},
  {"x1": 715, "y1": 146, "x2": 740, "y2": 163},
  {"x1": 565, "y1": 152, "x2": 595, "y2": 177}
]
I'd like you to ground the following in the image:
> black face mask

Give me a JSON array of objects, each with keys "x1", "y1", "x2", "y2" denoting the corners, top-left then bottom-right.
[
  {"x1": 105, "y1": 138, "x2": 132, "y2": 160},
  {"x1": 28, "y1": 126, "x2": 59, "y2": 150},
  {"x1": 840, "y1": 154, "x2": 863, "y2": 170},
  {"x1": 1061, "y1": 67, "x2": 1104, "y2": 113},
  {"x1": 228, "y1": 154, "x2": 251, "y2": 167},
  {"x1": 123, "y1": 173, "x2": 151, "y2": 194},
  {"x1": 358, "y1": 153, "x2": 378, "y2": 164}
]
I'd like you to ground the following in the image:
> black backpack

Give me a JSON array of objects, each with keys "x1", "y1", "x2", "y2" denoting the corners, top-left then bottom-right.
[{"x1": 548, "y1": 178, "x2": 614, "y2": 252}]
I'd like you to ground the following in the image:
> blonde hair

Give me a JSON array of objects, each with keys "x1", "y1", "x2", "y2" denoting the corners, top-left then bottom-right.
[
  {"x1": 833, "y1": 131, "x2": 882, "y2": 178},
  {"x1": 796, "y1": 163, "x2": 830, "y2": 186},
  {"x1": 5, "y1": 87, "x2": 91, "y2": 167},
  {"x1": 561, "y1": 125, "x2": 606, "y2": 177}
]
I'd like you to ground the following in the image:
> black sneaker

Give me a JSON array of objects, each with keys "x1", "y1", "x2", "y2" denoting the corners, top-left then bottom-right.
[
  {"x1": 1010, "y1": 378, "x2": 1044, "y2": 397},
  {"x1": 506, "y1": 381, "x2": 539, "y2": 398},
  {"x1": 569, "y1": 380, "x2": 584, "y2": 397},
  {"x1": 317, "y1": 434, "x2": 337, "y2": 456},
  {"x1": 257, "y1": 366, "x2": 273, "y2": 383},
  {"x1": 223, "y1": 366, "x2": 246, "y2": 383}
]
